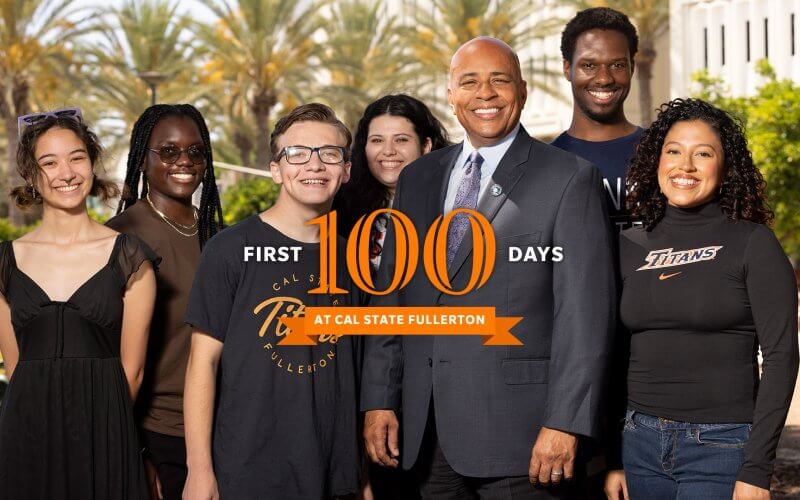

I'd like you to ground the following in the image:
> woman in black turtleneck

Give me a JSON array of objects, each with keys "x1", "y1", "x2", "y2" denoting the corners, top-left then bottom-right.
[{"x1": 604, "y1": 99, "x2": 798, "y2": 500}]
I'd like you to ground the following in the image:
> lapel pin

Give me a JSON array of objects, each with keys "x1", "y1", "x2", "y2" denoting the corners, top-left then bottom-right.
[{"x1": 490, "y1": 184, "x2": 502, "y2": 196}]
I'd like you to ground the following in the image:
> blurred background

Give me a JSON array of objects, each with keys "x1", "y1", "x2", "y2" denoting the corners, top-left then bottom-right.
[
  {"x1": 0, "y1": 0, "x2": 798, "y2": 494},
  {"x1": 1, "y1": 0, "x2": 797, "y2": 246}
]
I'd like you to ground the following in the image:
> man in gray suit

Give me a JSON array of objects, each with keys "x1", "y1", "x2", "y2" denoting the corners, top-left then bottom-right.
[{"x1": 361, "y1": 37, "x2": 616, "y2": 498}]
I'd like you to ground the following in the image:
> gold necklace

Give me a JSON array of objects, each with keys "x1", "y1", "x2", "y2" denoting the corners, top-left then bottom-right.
[{"x1": 146, "y1": 194, "x2": 199, "y2": 237}]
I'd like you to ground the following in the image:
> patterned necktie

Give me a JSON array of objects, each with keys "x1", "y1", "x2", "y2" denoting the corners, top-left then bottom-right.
[{"x1": 447, "y1": 151, "x2": 484, "y2": 266}]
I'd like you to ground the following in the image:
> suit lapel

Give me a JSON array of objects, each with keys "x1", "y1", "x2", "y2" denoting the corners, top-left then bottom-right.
[
  {"x1": 476, "y1": 129, "x2": 532, "y2": 223},
  {"x1": 437, "y1": 145, "x2": 463, "y2": 214},
  {"x1": 446, "y1": 127, "x2": 533, "y2": 283}
]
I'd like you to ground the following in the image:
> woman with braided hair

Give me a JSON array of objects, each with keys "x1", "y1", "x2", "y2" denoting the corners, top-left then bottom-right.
[{"x1": 107, "y1": 103, "x2": 223, "y2": 500}]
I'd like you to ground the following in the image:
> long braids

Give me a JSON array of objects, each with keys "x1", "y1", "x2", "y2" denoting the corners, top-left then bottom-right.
[{"x1": 118, "y1": 104, "x2": 224, "y2": 247}]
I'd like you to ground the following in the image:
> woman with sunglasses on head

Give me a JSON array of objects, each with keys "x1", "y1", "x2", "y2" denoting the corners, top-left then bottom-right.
[
  {"x1": 604, "y1": 98, "x2": 798, "y2": 500},
  {"x1": 333, "y1": 94, "x2": 450, "y2": 276},
  {"x1": 0, "y1": 110, "x2": 158, "y2": 499},
  {"x1": 106, "y1": 104, "x2": 223, "y2": 500}
]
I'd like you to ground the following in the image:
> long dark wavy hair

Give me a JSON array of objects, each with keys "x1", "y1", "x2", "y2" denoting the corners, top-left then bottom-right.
[
  {"x1": 332, "y1": 94, "x2": 451, "y2": 236},
  {"x1": 117, "y1": 104, "x2": 224, "y2": 248},
  {"x1": 627, "y1": 98, "x2": 773, "y2": 229}
]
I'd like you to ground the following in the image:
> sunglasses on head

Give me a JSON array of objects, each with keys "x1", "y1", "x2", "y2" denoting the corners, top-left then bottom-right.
[
  {"x1": 148, "y1": 144, "x2": 207, "y2": 165},
  {"x1": 17, "y1": 108, "x2": 83, "y2": 138}
]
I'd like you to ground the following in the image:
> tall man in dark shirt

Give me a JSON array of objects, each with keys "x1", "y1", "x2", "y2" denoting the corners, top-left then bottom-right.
[
  {"x1": 551, "y1": 10, "x2": 644, "y2": 498},
  {"x1": 552, "y1": 7, "x2": 642, "y2": 232}
]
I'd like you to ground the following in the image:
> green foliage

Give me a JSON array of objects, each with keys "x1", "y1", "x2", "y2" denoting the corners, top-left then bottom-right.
[
  {"x1": 410, "y1": 0, "x2": 566, "y2": 115},
  {"x1": 569, "y1": 0, "x2": 669, "y2": 45},
  {"x1": 0, "y1": 0, "x2": 87, "y2": 221},
  {"x1": 693, "y1": 61, "x2": 800, "y2": 261},
  {"x1": 0, "y1": 207, "x2": 108, "y2": 239},
  {"x1": 689, "y1": 69, "x2": 747, "y2": 123},
  {"x1": 321, "y1": 0, "x2": 418, "y2": 130},
  {"x1": 196, "y1": 0, "x2": 326, "y2": 167},
  {"x1": 221, "y1": 177, "x2": 281, "y2": 225},
  {"x1": 88, "y1": 207, "x2": 111, "y2": 224},
  {"x1": 0, "y1": 218, "x2": 36, "y2": 240},
  {"x1": 75, "y1": 0, "x2": 205, "y2": 152}
]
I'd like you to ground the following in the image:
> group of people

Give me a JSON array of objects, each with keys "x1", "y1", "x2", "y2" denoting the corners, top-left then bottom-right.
[{"x1": 0, "y1": 7, "x2": 796, "y2": 500}]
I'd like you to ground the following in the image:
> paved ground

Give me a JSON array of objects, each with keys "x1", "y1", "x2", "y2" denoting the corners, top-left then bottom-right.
[
  {"x1": 773, "y1": 426, "x2": 800, "y2": 499},
  {"x1": 772, "y1": 335, "x2": 800, "y2": 499}
]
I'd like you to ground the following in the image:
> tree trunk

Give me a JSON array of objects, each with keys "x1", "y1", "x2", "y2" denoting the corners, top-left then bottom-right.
[
  {"x1": 233, "y1": 129, "x2": 253, "y2": 169},
  {"x1": 1, "y1": 116, "x2": 14, "y2": 219},
  {"x1": 4, "y1": 115, "x2": 24, "y2": 225},
  {"x1": 636, "y1": 42, "x2": 657, "y2": 126},
  {"x1": 254, "y1": 110, "x2": 270, "y2": 169},
  {"x1": 251, "y1": 91, "x2": 276, "y2": 169},
  {"x1": 3, "y1": 77, "x2": 31, "y2": 226}
]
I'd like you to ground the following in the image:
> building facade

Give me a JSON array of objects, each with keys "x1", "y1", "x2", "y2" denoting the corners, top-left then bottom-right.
[{"x1": 671, "y1": 0, "x2": 800, "y2": 98}]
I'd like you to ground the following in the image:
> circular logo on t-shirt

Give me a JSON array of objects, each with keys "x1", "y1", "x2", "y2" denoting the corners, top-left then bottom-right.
[{"x1": 253, "y1": 272, "x2": 340, "y2": 375}]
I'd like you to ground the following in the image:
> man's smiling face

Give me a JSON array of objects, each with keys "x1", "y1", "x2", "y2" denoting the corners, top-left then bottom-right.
[
  {"x1": 448, "y1": 38, "x2": 527, "y2": 148},
  {"x1": 564, "y1": 28, "x2": 633, "y2": 124}
]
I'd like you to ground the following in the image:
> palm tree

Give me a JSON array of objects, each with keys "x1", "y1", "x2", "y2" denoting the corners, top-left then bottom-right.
[
  {"x1": 78, "y1": 0, "x2": 204, "y2": 147},
  {"x1": 0, "y1": 0, "x2": 82, "y2": 224},
  {"x1": 199, "y1": 90, "x2": 258, "y2": 168},
  {"x1": 196, "y1": 0, "x2": 325, "y2": 169},
  {"x1": 409, "y1": 0, "x2": 565, "y2": 110},
  {"x1": 566, "y1": 0, "x2": 669, "y2": 125},
  {"x1": 320, "y1": 0, "x2": 418, "y2": 129}
]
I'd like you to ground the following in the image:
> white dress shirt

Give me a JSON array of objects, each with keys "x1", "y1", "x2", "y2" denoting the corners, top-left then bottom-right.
[{"x1": 443, "y1": 124, "x2": 520, "y2": 214}]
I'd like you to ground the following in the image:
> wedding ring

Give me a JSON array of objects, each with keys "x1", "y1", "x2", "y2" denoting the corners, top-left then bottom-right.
[{"x1": 551, "y1": 470, "x2": 563, "y2": 476}]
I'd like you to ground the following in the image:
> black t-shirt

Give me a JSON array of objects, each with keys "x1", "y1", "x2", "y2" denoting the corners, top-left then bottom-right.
[
  {"x1": 619, "y1": 201, "x2": 799, "y2": 489},
  {"x1": 551, "y1": 128, "x2": 642, "y2": 231},
  {"x1": 185, "y1": 215, "x2": 360, "y2": 499}
]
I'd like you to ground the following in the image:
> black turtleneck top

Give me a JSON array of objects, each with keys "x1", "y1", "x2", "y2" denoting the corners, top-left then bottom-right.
[{"x1": 619, "y1": 201, "x2": 799, "y2": 489}]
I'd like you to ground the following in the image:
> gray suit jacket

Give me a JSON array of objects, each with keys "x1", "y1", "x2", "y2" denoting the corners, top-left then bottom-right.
[{"x1": 361, "y1": 127, "x2": 616, "y2": 477}]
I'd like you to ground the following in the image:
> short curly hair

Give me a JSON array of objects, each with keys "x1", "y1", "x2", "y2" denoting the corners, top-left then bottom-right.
[
  {"x1": 560, "y1": 7, "x2": 638, "y2": 62},
  {"x1": 627, "y1": 98, "x2": 773, "y2": 229}
]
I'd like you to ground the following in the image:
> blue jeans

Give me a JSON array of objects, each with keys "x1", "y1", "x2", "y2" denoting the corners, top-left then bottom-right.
[{"x1": 621, "y1": 410, "x2": 750, "y2": 500}]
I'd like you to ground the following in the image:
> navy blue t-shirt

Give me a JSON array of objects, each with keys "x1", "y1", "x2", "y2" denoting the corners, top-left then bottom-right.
[{"x1": 552, "y1": 128, "x2": 642, "y2": 231}]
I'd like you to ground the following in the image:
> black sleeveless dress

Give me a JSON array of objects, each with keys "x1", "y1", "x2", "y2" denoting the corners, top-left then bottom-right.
[{"x1": 0, "y1": 234, "x2": 159, "y2": 499}]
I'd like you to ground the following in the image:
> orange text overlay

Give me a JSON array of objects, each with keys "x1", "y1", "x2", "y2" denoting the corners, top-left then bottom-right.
[{"x1": 278, "y1": 307, "x2": 523, "y2": 346}]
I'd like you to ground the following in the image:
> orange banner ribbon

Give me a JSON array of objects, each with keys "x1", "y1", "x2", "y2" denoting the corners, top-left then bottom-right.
[{"x1": 278, "y1": 307, "x2": 523, "y2": 346}]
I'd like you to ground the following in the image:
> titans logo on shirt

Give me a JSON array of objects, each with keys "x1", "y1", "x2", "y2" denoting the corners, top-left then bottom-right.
[{"x1": 636, "y1": 245, "x2": 723, "y2": 271}]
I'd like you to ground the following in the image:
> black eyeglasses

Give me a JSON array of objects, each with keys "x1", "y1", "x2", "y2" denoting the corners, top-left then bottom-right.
[
  {"x1": 277, "y1": 145, "x2": 347, "y2": 165},
  {"x1": 148, "y1": 144, "x2": 207, "y2": 165}
]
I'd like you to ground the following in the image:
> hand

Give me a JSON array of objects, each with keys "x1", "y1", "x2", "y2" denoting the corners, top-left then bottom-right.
[
  {"x1": 529, "y1": 427, "x2": 578, "y2": 486},
  {"x1": 360, "y1": 458, "x2": 374, "y2": 500},
  {"x1": 363, "y1": 409, "x2": 400, "y2": 468},
  {"x1": 732, "y1": 481, "x2": 770, "y2": 500},
  {"x1": 360, "y1": 479, "x2": 374, "y2": 500},
  {"x1": 182, "y1": 466, "x2": 219, "y2": 500},
  {"x1": 604, "y1": 470, "x2": 629, "y2": 500},
  {"x1": 143, "y1": 458, "x2": 163, "y2": 500}
]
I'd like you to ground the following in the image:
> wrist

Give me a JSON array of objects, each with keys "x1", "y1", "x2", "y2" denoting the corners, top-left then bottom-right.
[{"x1": 186, "y1": 455, "x2": 214, "y2": 474}]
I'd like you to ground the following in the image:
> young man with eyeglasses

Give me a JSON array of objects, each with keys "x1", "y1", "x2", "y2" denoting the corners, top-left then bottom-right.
[{"x1": 183, "y1": 103, "x2": 360, "y2": 500}]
